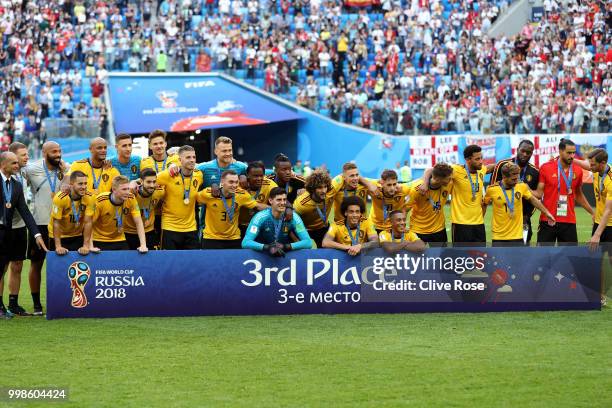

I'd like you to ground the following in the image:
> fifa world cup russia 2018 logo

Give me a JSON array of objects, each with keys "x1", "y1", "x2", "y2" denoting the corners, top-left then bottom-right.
[
  {"x1": 68, "y1": 262, "x2": 91, "y2": 308},
  {"x1": 156, "y1": 90, "x2": 178, "y2": 108}
]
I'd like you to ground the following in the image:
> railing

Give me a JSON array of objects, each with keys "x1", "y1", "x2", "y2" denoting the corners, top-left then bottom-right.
[{"x1": 42, "y1": 118, "x2": 103, "y2": 140}]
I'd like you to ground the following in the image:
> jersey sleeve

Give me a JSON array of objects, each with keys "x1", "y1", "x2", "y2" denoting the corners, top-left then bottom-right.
[
  {"x1": 128, "y1": 197, "x2": 141, "y2": 217},
  {"x1": 408, "y1": 231, "x2": 420, "y2": 242},
  {"x1": 241, "y1": 213, "x2": 266, "y2": 251},
  {"x1": 238, "y1": 193, "x2": 258, "y2": 209},
  {"x1": 196, "y1": 189, "x2": 212, "y2": 204},
  {"x1": 606, "y1": 177, "x2": 612, "y2": 202},
  {"x1": 83, "y1": 195, "x2": 96, "y2": 217},
  {"x1": 365, "y1": 220, "x2": 377, "y2": 237},
  {"x1": 483, "y1": 186, "x2": 493, "y2": 205},
  {"x1": 155, "y1": 170, "x2": 170, "y2": 187},
  {"x1": 289, "y1": 213, "x2": 313, "y2": 250},
  {"x1": 520, "y1": 183, "x2": 532, "y2": 200},
  {"x1": 51, "y1": 196, "x2": 65, "y2": 220},
  {"x1": 378, "y1": 230, "x2": 390, "y2": 242}
]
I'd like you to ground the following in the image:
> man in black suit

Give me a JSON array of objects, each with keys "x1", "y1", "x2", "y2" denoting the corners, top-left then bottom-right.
[{"x1": 0, "y1": 152, "x2": 47, "y2": 318}]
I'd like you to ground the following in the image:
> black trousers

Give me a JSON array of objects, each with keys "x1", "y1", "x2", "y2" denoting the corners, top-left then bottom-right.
[
  {"x1": 537, "y1": 222, "x2": 577, "y2": 245},
  {"x1": 201, "y1": 238, "x2": 242, "y2": 249},
  {"x1": 93, "y1": 240, "x2": 130, "y2": 251},
  {"x1": 451, "y1": 223, "x2": 486, "y2": 246},
  {"x1": 416, "y1": 229, "x2": 448, "y2": 246},
  {"x1": 492, "y1": 239, "x2": 525, "y2": 247},
  {"x1": 161, "y1": 230, "x2": 200, "y2": 250},
  {"x1": 309, "y1": 226, "x2": 328, "y2": 249},
  {"x1": 125, "y1": 231, "x2": 158, "y2": 250}
]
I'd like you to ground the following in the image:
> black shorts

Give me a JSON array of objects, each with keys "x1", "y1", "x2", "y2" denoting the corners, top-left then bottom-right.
[
  {"x1": 153, "y1": 216, "x2": 162, "y2": 246},
  {"x1": 28, "y1": 225, "x2": 49, "y2": 262},
  {"x1": 161, "y1": 230, "x2": 200, "y2": 250},
  {"x1": 125, "y1": 231, "x2": 158, "y2": 251},
  {"x1": 416, "y1": 229, "x2": 448, "y2": 246},
  {"x1": 93, "y1": 240, "x2": 130, "y2": 251},
  {"x1": 309, "y1": 226, "x2": 329, "y2": 249},
  {"x1": 7, "y1": 227, "x2": 27, "y2": 261},
  {"x1": 492, "y1": 239, "x2": 525, "y2": 247},
  {"x1": 201, "y1": 238, "x2": 242, "y2": 249},
  {"x1": 592, "y1": 224, "x2": 612, "y2": 243},
  {"x1": 537, "y1": 222, "x2": 577, "y2": 245},
  {"x1": 239, "y1": 224, "x2": 248, "y2": 239},
  {"x1": 451, "y1": 223, "x2": 486, "y2": 246},
  {"x1": 49, "y1": 235, "x2": 84, "y2": 252}
]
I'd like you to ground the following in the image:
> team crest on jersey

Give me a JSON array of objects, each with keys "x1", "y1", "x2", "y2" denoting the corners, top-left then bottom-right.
[
  {"x1": 442, "y1": 191, "x2": 448, "y2": 198},
  {"x1": 58, "y1": 172, "x2": 64, "y2": 181},
  {"x1": 479, "y1": 174, "x2": 484, "y2": 180},
  {"x1": 193, "y1": 179, "x2": 199, "y2": 188},
  {"x1": 515, "y1": 192, "x2": 522, "y2": 199},
  {"x1": 394, "y1": 196, "x2": 400, "y2": 202},
  {"x1": 102, "y1": 174, "x2": 109, "y2": 182},
  {"x1": 526, "y1": 174, "x2": 532, "y2": 182},
  {"x1": 80, "y1": 204, "x2": 86, "y2": 211},
  {"x1": 122, "y1": 208, "x2": 129, "y2": 215},
  {"x1": 131, "y1": 165, "x2": 138, "y2": 174}
]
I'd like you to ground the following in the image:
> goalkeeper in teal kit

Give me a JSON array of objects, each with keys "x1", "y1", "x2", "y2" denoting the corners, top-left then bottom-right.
[{"x1": 242, "y1": 187, "x2": 312, "y2": 256}]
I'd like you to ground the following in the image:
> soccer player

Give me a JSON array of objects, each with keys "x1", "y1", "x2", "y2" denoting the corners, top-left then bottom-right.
[
  {"x1": 69, "y1": 137, "x2": 120, "y2": 194},
  {"x1": 156, "y1": 145, "x2": 204, "y2": 250},
  {"x1": 92, "y1": 175, "x2": 148, "y2": 252},
  {"x1": 123, "y1": 168, "x2": 164, "y2": 250},
  {"x1": 322, "y1": 196, "x2": 379, "y2": 256},
  {"x1": 407, "y1": 163, "x2": 453, "y2": 245},
  {"x1": 484, "y1": 163, "x2": 555, "y2": 246},
  {"x1": 22, "y1": 141, "x2": 68, "y2": 315},
  {"x1": 419, "y1": 145, "x2": 495, "y2": 245},
  {"x1": 331, "y1": 162, "x2": 376, "y2": 223},
  {"x1": 238, "y1": 161, "x2": 278, "y2": 237},
  {"x1": 368, "y1": 169, "x2": 412, "y2": 234},
  {"x1": 294, "y1": 170, "x2": 338, "y2": 248},
  {"x1": 267, "y1": 153, "x2": 305, "y2": 204},
  {"x1": 587, "y1": 148, "x2": 612, "y2": 247},
  {"x1": 197, "y1": 136, "x2": 247, "y2": 188},
  {"x1": 110, "y1": 133, "x2": 142, "y2": 181},
  {"x1": 242, "y1": 187, "x2": 312, "y2": 255},
  {"x1": 2, "y1": 143, "x2": 31, "y2": 315},
  {"x1": 535, "y1": 138, "x2": 594, "y2": 244},
  {"x1": 199, "y1": 170, "x2": 266, "y2": 249},
  {"x1": 140, "y1": 129, "x2": 180, "y2": 173},
  {"x1": 378, "y1": 210, "x2": 426, "y2": 253},
  {"x1": 49, "y1": 171, "x2": 95, "y2": 255},
  {"x1": 492, "y1": 140, "x2": 540, "y2": 243}
]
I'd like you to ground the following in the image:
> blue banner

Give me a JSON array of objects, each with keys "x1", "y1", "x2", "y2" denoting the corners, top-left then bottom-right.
[
  {"x1": 47, "y1": 247, "x2": 601, "y2": 319},
  {"x1": 108, "y1": 74, "x2": 301, "y2": 134}
]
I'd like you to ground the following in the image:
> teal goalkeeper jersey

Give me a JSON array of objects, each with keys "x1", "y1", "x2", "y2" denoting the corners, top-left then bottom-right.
[
  {"x1": 110, "y1": 155, "x2": 142, "y2": 181},
  {"x1": 197, "y1": 159, "x2": 247, "y2": 188},
  {"x1": 242, "y1": 208, "x2": 312, "y2": 251}
]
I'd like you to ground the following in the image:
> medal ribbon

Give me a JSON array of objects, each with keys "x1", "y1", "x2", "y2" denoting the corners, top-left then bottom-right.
[
  {"x1": 557, "y1": 160, "x2": 573, "y2": 194},
  {"x1": 346, "y1": 222, "x2": 360, "y2": 245},
  {"x1": 501, "y1": 182, "x2": 515, "y2": 215},
  {"x1": 221, "y1": 193, "x2": 236, "y2": 223}
]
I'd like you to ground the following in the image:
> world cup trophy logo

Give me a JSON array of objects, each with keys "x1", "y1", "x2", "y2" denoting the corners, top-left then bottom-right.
[
  {"x1": 156, "y1": 90, "x2": 178, "y2": 108},
  {"x1": 68, "y1": 262, "x2": 91, "y2": 308}
]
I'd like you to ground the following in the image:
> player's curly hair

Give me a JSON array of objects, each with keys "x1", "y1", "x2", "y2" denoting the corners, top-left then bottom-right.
[
  {"x1": 305, "y1": 169, "x2": 332, "y2": 195},
  {"x1": 340, "y1": 195, "x2": 366, "y2": 216}
]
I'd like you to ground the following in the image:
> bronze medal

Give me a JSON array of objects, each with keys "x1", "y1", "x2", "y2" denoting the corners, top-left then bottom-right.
[
  {"x1": 183, "y1": 198, "x2": 190, "y2": 205},
  {"x1": 5, "y1": 202, "x2": 11, "y2": 209}
]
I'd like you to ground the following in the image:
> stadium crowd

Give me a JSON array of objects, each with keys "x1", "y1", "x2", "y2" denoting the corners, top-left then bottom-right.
[
  {"x1": 1, "y1": 132, "x2": 611, "y2": 317},
  {"x1": 0, "y1": 0, "x2": 610, "y2": 154}
]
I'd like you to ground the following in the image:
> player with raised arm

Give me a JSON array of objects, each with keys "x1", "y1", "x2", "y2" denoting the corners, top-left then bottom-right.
[
  {"x1": 242, "y1": 187, "x2": 312, "y2": 255},
  {"x1": 69, "y1": 137, "x2": 120, "y2": 194},
  {"x1": 483, "y1": 163, "x2": 554, "y2": 246},
  {"x1": 322, "y1": 196, "x2": 379, "y2": 256}
]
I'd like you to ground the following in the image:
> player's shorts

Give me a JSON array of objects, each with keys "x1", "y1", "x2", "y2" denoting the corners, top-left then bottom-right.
[
  {"x1": 416, "y1": 229, "x2": 448, "y2": 246},
  {"x1": 492, "y1": 239, "x2": 524, "y2": 247},
  {"x1": 48, "y1": 235, "x2": 84, "y2": 252},
  {"x1": 451, "y1": 223, "x2": 486, "y2": 246},
  {"x1": 161, "y1": 230, "x2": 200, "y2": 250},
  {"x1": 592, "y1": 224, "x2": 612, "y2": 255},
  {"x1": 28, "y1": 225, "x2": 49, "y2": 262},
  {"x1": 7, "y1": 227, "x2": 27, "y2": 262},
  {"x1": 537, "y1": 222, "x2": 577, "y2": 245},
  {"x1": 93, "y1": 240, "x2": 130, "y2": 251},
  {"x1": 309, "y1": 226, "x2": 329, "y2": 249},
  {"x1": 201, "y1": 238, "x2": 242, "y2": 249},
  {"x1": 125, "y1": 231, "x2": 158, "y2": 251}
]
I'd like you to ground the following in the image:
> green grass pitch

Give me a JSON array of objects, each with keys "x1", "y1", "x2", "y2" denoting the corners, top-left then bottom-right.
[{"x1": 3, "y1": 209, "x2": 611, "y2": 407}]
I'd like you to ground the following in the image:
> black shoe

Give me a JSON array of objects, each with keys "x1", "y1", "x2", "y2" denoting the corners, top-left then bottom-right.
[
  {"x1": 8, "y1": 305, "x2": 31, "y2": 316},
  {"x1": 32, "y1": 306, "x2": 44, "y2": 316}
]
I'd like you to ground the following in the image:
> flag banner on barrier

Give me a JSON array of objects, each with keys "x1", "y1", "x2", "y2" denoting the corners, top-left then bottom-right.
[{"x1": 46, "y1": 247, "x2": 602, "y2": 319}]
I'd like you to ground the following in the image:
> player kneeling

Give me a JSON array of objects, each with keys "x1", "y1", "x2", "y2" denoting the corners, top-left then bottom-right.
[
  {"x1": 322, "y1": 196, "x2": 379, "y2": 256},
  {"x1": 379, "y1": 210, "x2": 427, "y2": 253},
  {"x1": 242, "y1": 187, "x2": 312, "y2": 256}
]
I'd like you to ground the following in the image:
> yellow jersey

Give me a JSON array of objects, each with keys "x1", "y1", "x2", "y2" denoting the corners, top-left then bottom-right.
[
  {"x1": 368, "y1": 183, "x2": 412, "y2": 230},
  {"x1": 197, "y1": 188, "x2": 258, "y2": 240},
  {"x1": 331, "y1": 174, "x2": 370, "y2": 223},
  {"x1": 92, "y1": 192, "x2": 141, "y2": 242},
  {"x1": 155, "y1": 169, "x2": 204, "y2": 232},
  {"x1": 407, "y1": 179, "x2": 451, "y2": 234},
  {"x1": 593, "y1": 164, "x2": 612, "y2": 226},
  {"x1": 326, "y1": 217, "x2": 376, "y2": 245},
  {"x1": 294, "y1": 190, "x2": 337, "y2": 231},
  {"x1": 69, "y1": 159, "x2": 121, "y2": 194},
  {"x1": 123, "y1": 187, "x2": 164, "y2": 234},
  {"x1": 49, "y1": 191, "x2": 95, "y2": 238},
  {"x1": 140, "y1": 154, "x2": 181, "y2": 173},
  {"x1": 379, "y1": 229, "x2": 420, "y2": 243},
  {"x1": 450, "y1": 164, "x2": 488, "y2": 225},
  {"x1": 239, "y1": 178, "x2": 278, "y2": 227},
  {"x1": 483, "y1": 182, "x2": 532, "y2": 240}
]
